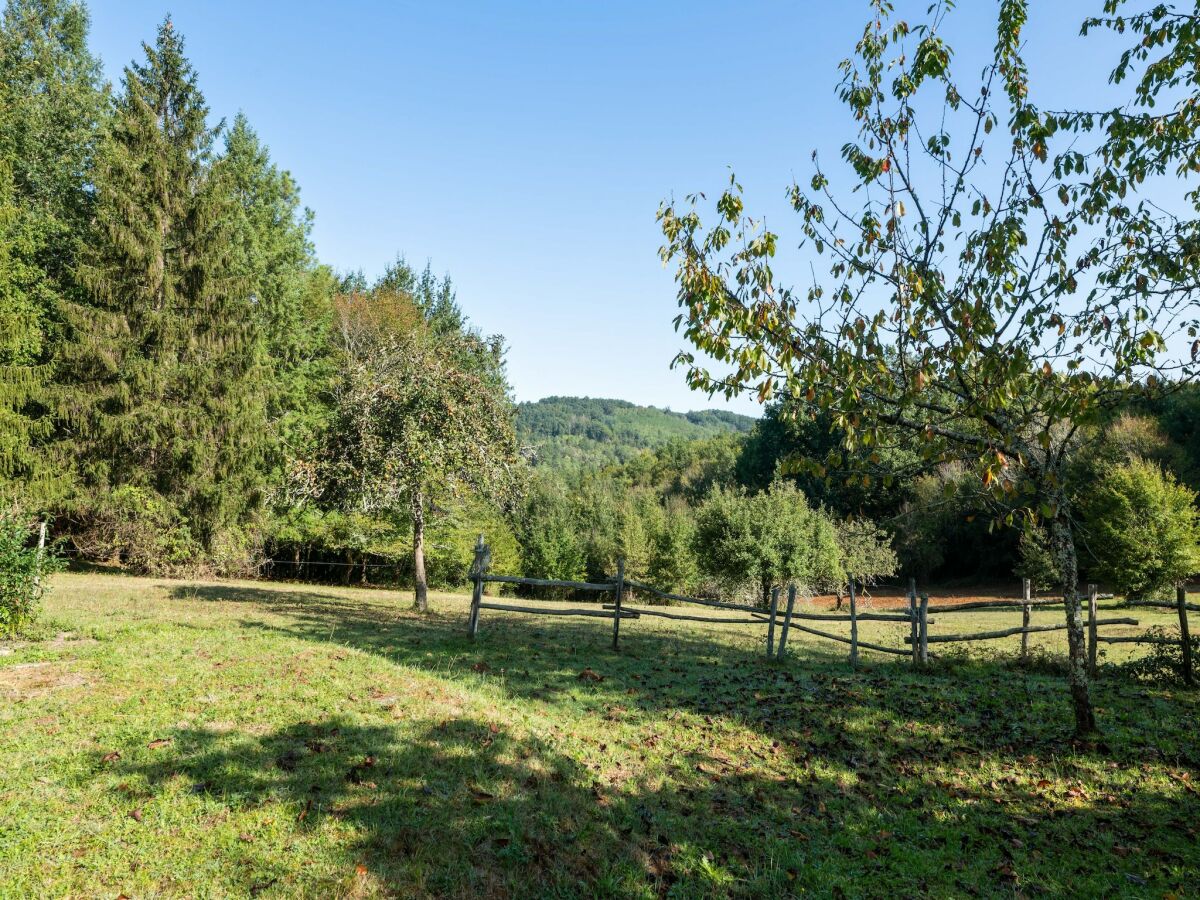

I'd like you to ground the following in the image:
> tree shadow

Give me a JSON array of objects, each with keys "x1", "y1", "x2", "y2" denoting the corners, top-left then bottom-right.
[
  {"x1": 115, "y1": 708, "x2": 1199, "y2": 897},
  {"x1": 200, "y1": 584, "x2": 1195, "y2": 762}
]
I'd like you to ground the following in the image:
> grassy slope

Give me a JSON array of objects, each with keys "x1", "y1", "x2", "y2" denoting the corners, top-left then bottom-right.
[{"x1": 1, "y1": 572, "x2": 1197, "y2": 898}]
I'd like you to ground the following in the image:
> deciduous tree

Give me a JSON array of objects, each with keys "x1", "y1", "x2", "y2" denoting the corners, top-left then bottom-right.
[{"x1": 659, "y1": 0, "x2": 1200, "y2": 735}]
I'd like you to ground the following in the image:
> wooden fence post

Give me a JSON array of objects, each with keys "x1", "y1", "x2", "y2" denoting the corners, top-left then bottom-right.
[
  {"x1": 918, "y1": 593, "x2": 929, "y2": 666},
  {"x1": 848, "y1": 578, "x2": 859, "y2": 667},
  {"x1": 766, "y1": 587, "x2": 779, "y2": 657},
  {"x1": 908, "y1": 578, "x2": 919, "y2": 667},
  {"x1": 777, "y1": 584, "x2": 797, "y2": 659},
  {"x1": 1179, "y1": 584, "x2": 1194, "y2": 687},
  {"x1": 1087, "y1": 583, "x2": 1098, "y2": 678},
  {"x1": 34, "y1": 519, "x2": 47, "y2": 586},
  {"x1": 611, "y1": 558, "x2": 625, "y2": 651},
  {"x1": 1021, "y1": 578, "x2": 1031, "y2": 663},
  {"x1": 467, "y1": 534, "x2": 486, "y2": 639}
]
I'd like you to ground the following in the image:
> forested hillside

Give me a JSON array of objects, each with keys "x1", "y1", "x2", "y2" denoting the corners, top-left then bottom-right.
[{"x1": 516, "y1": 396, "x2": 755, "y2": 472}]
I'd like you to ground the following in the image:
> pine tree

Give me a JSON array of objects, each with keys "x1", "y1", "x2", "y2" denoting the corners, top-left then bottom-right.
[
  {"x1": 0, "y1": 0, "x2": 104, "y2": 507},
  {"x1": 59, "y1": 18, "x2": 268, "y2": 566}
]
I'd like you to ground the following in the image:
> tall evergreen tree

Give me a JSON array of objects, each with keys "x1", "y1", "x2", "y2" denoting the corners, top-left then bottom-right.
[
  {"x1": 0, "y1": 0, "x2": 104, "y2": 507},
  {"x1": 220, "y1": 113, "x2": 335, "y2": 471},
  {"x1": 0, "y1": 159, "x2": 49, "y2": 501},
  {"x1": 59, "y1": 18, "x2": 268, "y2": 565}
]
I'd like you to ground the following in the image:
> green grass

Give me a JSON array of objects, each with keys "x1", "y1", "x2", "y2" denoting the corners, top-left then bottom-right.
[{"x1": 1, "y1": 572, "x2": 1197, "y2": 898}]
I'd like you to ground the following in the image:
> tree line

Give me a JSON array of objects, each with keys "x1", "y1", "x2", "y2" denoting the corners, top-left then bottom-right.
[{"x1": 0, "y1": 2, "x2": 523, "y2": 611}]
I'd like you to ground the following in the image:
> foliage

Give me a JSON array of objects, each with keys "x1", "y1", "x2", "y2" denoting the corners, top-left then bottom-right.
[
  {"x1": 0, "y1": 511, "x2": 59, "y2": 634},
  {"x1": 59, "y1": 19, "x2": 268, "y2": 567},
  {"x1": 692, "y1": 481, "x2": 842, "y2": 605},
  {"x1": 320, "y1": 320, "x2": 520, "y2": 610},
  {"x1": 658, "y1": 0, "x2": 1200, "y2": 734},
  {"x1": 517, "y1": 396, "x2": 753, "y2": 473},
  {"x1": 835, "y1": 517, "x2": 897, "y2": 587},
  {"x1": 646, "y1": 500, "x2": 697, "y2": 594},
  {"x1": 1118, "y1": 625, "x2": 1200, "y2": 687},
  {"x1": 514, "y1": 475, "x2": 588, "y2": 588},
  {"x1": 1014, "y1": 525, "x2": 1063, "y2": 592},
  {"x1": 1080, "y1": 458, "x2": 1200, "y2": 600},
  {"x1": 68, "y1": 485, "x2": 201, "y2": 575},
  {"x1": 0, "y1": 0, "x2": 104, "y2": 508},
  {"x1": 220, "y1": 113, "x2": 336, "y2": 480},
  {"x1": 737, "y1": 401, "x2": 915, "y2": 520}
]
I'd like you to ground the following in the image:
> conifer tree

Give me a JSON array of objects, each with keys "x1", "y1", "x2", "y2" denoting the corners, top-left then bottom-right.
[
  {"x1": 60, "y1": 19, "x2": 268, "y2": 565},
  {"x1": 220, "y1": 114, "x2": 336, "y2": 477},
  {"x1": 0, "y1": 0, "x2": 104, "y2": 507}
]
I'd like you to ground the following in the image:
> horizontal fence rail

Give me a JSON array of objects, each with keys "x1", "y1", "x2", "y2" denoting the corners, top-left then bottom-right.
[
  {"x1": 478, "y1": 602, "x2": 637, "y2": 619},
  {"x1": 905, "y1": 617, "x2": 1139, "y2": 645},
  {"x1": 479, "y1": 574, "x2": 615, "y2": 592}
]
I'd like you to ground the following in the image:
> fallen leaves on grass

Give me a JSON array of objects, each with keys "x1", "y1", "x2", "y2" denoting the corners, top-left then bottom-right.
[
  {"x1": 470, "y1": 786, "x2": 496, "y2": 803},
  {"x1": 346, "y1": 755, "x2": 377, "y2": 784}
]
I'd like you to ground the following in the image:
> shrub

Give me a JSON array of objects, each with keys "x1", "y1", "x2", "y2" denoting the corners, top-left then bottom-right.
[
  {"x1": 0, "y1": 512, "x2": 61, "y2": 636},
  {"x1": 1080, "y1": 458, "x2": 1200, "y2": 601},
  {"x1": 71, "y1": 486, "x2": 201, "y2": 575},
  {"x1": 1118, "y1": 626, "x2": 1199, "y2": 686}
]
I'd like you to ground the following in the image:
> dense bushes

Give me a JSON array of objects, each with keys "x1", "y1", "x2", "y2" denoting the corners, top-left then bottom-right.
[
  {"x1": 0, "y1": 512, "x2": 59, "y2": 635},
  {"x1": 1081, "y1": 459, "x2": 1200, "y2": 601}
]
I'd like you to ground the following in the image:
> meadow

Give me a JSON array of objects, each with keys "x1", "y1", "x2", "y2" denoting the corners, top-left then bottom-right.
[{"x1": 1, "y1": 572, "x2": 1197, "y2": 898}]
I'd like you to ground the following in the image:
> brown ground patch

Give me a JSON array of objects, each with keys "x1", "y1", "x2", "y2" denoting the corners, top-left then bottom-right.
[
  {"x1": 807, "y1": 583, "x2": 1040, "y2": 610},
  {"x1": 0, "y1": 662, "x2": 88, "y2": 700}
]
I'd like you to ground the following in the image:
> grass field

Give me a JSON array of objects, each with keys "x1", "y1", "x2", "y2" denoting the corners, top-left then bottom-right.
[{"x1": 1, "y1": 572, "x2": 1197, "y2": 898}]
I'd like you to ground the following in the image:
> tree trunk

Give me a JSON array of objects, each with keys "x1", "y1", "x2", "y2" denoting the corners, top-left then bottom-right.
[
  {"x1": 412, "y1": 492, "x2": 429, "y2": 612},
  {"x1": 1049, "y1": 516, "x2": 1097, "y2": 736},
  {"x1": 761, "y1": 577, "x2": 771, "y2": 611}
]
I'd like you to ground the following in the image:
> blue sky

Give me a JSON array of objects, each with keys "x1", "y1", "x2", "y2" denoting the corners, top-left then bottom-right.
[{"x1": 85, "y1": 1, "x2": 1125, "y2": 416}]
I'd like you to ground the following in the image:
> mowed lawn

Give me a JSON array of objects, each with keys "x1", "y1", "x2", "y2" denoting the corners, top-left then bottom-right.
[{"x1": 1, "y1": 573, "x2": 1197, "y2": 898}]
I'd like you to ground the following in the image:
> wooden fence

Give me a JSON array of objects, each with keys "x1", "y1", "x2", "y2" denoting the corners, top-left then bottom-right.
[{"x1": 465, "y1": 537, "x2": 1195, "y2": 684}]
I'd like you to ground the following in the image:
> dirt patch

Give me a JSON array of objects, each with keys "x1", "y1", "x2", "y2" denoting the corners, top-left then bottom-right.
[
  {"x1": 47, "y1": 631, "x2": 98, "y2": 649},
  {"x1": 0, "y1": 662, "x2": 88, "y2": 700},
  {"x1": 808, "y1": 583, "x2": 1039, "y2": 610}
]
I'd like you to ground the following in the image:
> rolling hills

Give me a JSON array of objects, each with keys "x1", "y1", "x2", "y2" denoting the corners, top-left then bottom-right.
[{"x1": 515, "y1": 396, "x2": 756, "y2": 472}]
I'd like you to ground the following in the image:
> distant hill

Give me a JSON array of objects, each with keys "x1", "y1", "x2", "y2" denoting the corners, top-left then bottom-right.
[{"x1": 516, "y1": 396, "x2": 756, "y2": 472}]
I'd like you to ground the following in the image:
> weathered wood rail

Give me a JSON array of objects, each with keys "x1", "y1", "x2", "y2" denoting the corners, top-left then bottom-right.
[{"x1": 466, "y1": 537, "x2": 1194, "y2": 684}]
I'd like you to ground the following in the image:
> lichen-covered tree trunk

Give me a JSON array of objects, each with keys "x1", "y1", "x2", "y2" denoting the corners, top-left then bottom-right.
[
  {"x1": 412, "y1": 491, "x2": 428, "y2": 612},
  {"x1": 1050, "y1": 516, "x2": 1096, "y2": 736}
]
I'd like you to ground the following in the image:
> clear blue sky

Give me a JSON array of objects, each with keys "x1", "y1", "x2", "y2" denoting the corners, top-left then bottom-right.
[{"x1": 85, "y1": 1, "x2": 1123, "y2": 416}]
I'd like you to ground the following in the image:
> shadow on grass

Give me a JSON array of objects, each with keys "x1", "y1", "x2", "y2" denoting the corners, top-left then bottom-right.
[
  {"x1": 120, "y1": 709, "x2": 1200, "y2": 897},
  {"x1": 164, "y1": 583, "x2": 1200, "y2": 767}
]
